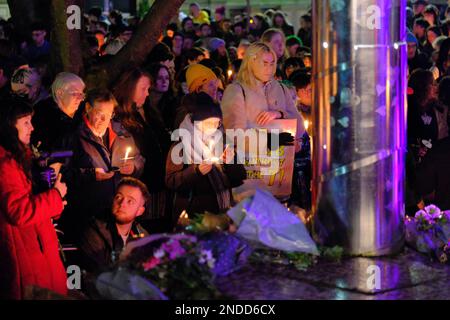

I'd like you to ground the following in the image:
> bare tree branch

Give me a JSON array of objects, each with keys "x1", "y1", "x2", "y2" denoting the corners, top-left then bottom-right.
[{"x1": 103, "y1": 0, "x2": 185, "y2": 85}]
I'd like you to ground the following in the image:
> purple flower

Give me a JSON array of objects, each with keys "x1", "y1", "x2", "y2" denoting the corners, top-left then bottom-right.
[
  {"x1": 442, "y1": 210, "x2": 450, "y2": 221},
  {"x1": 162, "y1": 240, "x2": 186, "y2": 260},
  {"x1": 425, "y1": 204, "x2": 442, "y2": 220},
  {"x1": 415, "y1": 210, "x2": 428, "y2": 221}
]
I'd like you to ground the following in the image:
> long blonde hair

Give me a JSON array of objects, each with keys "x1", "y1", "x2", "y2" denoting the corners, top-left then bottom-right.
[{"x1": 237, "y1": 42, "x2": 277, "y2": 89}]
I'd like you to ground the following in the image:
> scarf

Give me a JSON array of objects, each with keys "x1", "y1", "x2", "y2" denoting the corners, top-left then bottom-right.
[{"x1": 179, "y1": 115, "x2": 231, "y2": 211}]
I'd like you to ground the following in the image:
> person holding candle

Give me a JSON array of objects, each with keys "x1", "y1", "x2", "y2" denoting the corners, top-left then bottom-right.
[
  {"x1": 0, "y1": 97, "x2": 68, "y2": 299},
  {"x1": 61, "y1": 88, "x2": 144, "y2": 243},
  {"x1": 166, "y1": 92, "x2": 246, "y2": 221},
  {"x1": 113, "y1": 67, "x2": 174, "y2": 233}
]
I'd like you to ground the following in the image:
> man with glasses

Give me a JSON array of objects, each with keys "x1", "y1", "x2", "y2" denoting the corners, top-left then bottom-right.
[
  {"x1": 61, "y1": 88, "x2": 145, "y2": 243},
  {"x1": 22, "y1": 22, "x2": 51, "y2": 64},
  {"x1": 32, "y1": 72, "x2": 86, "y2": 151}
]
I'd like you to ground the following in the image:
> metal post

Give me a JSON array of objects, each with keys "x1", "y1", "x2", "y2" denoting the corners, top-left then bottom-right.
[{"x1": 312, "y1": 0, "x2": 407, "y2": 256}]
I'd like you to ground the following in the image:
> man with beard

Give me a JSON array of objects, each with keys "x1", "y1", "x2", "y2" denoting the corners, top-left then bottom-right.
[{"x1": 78, "y1": 177, "x2": 150, "y2": 273}]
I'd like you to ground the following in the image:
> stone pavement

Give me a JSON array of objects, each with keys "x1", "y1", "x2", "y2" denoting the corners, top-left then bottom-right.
[{"x1": 216, "y1": 247, "x2": 450, "y2": 300}]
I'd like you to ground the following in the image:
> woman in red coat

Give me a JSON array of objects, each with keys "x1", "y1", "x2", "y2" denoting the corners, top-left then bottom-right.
[{"x1": 0, "y1": 98, "x2": 68, "y2": 299}]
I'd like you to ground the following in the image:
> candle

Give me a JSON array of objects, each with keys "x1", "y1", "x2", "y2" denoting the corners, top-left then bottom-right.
[
  {"x1": 208, "y1": 139, "x2": 220, "y2": 163},
  {"x1": 227, "y1": 69, "x2": 233, "y2": 79},
  {"x1": 123, "y1": 146, "x2": 132, "y2": 161}
]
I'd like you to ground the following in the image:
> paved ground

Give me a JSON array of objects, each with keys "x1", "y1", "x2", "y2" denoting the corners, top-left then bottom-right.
[{"x1": 216, "y1": 247, "x2": 450, "y2": 300}]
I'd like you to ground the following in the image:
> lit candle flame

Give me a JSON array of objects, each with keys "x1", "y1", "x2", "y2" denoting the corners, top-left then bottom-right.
[
  {"x1": 124, "y1": 146, "x2": 132, "y2": 161},
  {"x1": 227, "y1": 69, "x2": 233, "y2": 78},
  {"x1": 304, "y1": 120, "x2": 309, "y2": 131}
]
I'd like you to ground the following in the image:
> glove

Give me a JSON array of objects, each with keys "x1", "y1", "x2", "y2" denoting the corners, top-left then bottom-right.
[{"x1": 267, "y1": 132, "x2": 295, "y2": 150}]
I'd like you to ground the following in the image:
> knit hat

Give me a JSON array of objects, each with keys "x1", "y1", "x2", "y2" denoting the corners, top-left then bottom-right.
[
  {"x1": 286, "y1": 35, "x2": 303, "y2": 47},
  {"x1": 186, "y1": 63, "x2": 218, "y2": 93},
  {"x1": 215, "y1": 6, "x2": 225, "y2": 16},
  {"x1": 11, "y1": 66, "x2": 40, "y2": 95},
  {"x1": 183, "y1": 92, "x2": 222, "y2": 121},
  {"x1": 407, "y1": 32, "x2": 418, "y2": 45},
  {"x1": 208, "y1": 37, "x2": 226, "y2": 52}
]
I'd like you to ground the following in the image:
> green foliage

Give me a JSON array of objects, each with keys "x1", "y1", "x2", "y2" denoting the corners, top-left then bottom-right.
[
  {"x1": 320, "y1": 245, "x2": 345, "y2": 262},
  {"x1": 138, "y1": 0, "x2": 152, "y2": 19}
]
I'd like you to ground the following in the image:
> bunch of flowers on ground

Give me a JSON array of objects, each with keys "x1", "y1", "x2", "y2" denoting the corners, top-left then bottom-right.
[
  {"x1": 406, "y1": 205, "x2": 450, "y2": 263},
  {"x1": 125, "y1": 234, "x2": 222, "y2": 299}
]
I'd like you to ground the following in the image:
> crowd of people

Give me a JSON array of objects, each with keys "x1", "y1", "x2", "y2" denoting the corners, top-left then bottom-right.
[
  {"x1": 0, "y1": 3, "x2": 313, "y2": 299},
  {"x1": 406, "y1": 0, "x2": 450, "y2": 214},
  {"x1": 0, "y1": 0, "x2": 449, "y2": 300}
]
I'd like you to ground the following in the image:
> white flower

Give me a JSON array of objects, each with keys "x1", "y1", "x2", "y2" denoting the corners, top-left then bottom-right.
[
  {"x1": 199, "y1": 250, "x2": 215, "y2": 269},
  {"x1": 207, "y1": 257, "x2": 216, "y2": 269},
  {"x1": 154, "y1": 248, "x2": 165, "y2": 259}
]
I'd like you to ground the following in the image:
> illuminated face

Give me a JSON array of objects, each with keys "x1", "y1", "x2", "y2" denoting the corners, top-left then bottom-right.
[
  {"x1": 199, "y1": 78, "x2": 219, "y2": 100},
  {"x1": 112, "y1": 185, "x2": 145, "y2": 225},
  {"x1": 408, "y1": 43, "x2": 417, "y2": 59},
  {"x1": 183, "y1": 37, "x2": 194, "y2": 50},
  {"x1": 87, "y1": 100, "x2": 115, "y2": 137},
  {"x1": 413, "y1": 23, "x2": 425, "y2": 38},
  {"x1": 215, "y1": 13, "x2": 224, "y2": 22},
  {"x1": 133, "y1": 76, "x2": 151, "y2": 108},
  {"x1": 173, "y1": 35, "x2": 184, "y2": 50},
  {"x1": 184, "y1": 19, "x2": 194, "y2": 32},
  {"x1": 201, "y1": 25, "x2": 211, "y2": 37},
  {"x1": 15, "y1": 115, "x2": 33, "y2": 145},
  {"x1": 428, "y1": 80, "x2": 438, "y2": 100},
  {"x1": 222, "y1": 21, "x2": 231, "y2": 31},
  {"x1": 190, "y1": 5, "x2": 200, "y2": 18},
  {"x1": 288, "y1": 44, "x2": 300, "y2": 57},
  {"x1": 413, "y1": 4, "x2": 425, "y2": 16},
  {"x1": 155, "y1": 67, "x2": 170, "y2": 93},
  {"x1": 423, "y1": 12, "x2": 435, "y2": 26},
  {"x1": 268, "y1": 33, "x2": 285, "y2": 59},
  {"x1": 217, "y1": 43, "x2": 227, "y2": 56},
  {"x1": 32, "y1": 30, "x2": 46, "y2": 46},
  {"x1": 57, "y1": 82, "x2": 85, "y2": 116},
  {"x1": 303, "y1": 56, "x2": 312, "y2": 68},
  {"x1": 274, "y1": 15, "x2": 284, "y2": 27},
  {"x1": 196, "y1": 117, "x2": 221, "y2": 135},
  {"x1": 252, "y1": 52, "x2": 276, "y2": 83},
  {"x1": 297, "y1": 84, "x2": 312, "y2": 107},
  {"x1": 427, "y1": 30, "x2": 438, "y2": 45}
]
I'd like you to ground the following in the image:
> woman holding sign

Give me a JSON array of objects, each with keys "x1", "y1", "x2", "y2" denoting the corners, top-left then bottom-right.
[{"x1": 220, "y1": 42, "x2": 305, "y2": 149}]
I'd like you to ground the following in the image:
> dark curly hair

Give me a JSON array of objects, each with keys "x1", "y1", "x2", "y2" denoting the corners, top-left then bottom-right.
[{"x1": 0, "y1": 97, "x2": 34, "y2": 179}]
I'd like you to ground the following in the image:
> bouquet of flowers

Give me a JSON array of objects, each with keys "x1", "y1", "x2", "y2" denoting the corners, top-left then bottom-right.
[
  {"x1": 116, "y1": 234, "x2": 222, "y2": 300},
  {"x1": 405, "y1": 205, "x2": 450, "y2": 263}
]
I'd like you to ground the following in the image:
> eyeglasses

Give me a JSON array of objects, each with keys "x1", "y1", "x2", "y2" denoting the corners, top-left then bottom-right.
[
  {"x1": 92, "y1": 110, "x2": 115, "y2": 121},
  {"x1": 67, "y1": 91, "x2": 85, "y2": 99}
]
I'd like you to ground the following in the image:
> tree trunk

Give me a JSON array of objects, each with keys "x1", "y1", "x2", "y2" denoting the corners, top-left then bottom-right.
[
  {"x1": 49, "y1": 0, "x2": 85, "y2": 76},
  {"x1": 102, "y1": 0, "x2": 185, "y2": 86}
]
